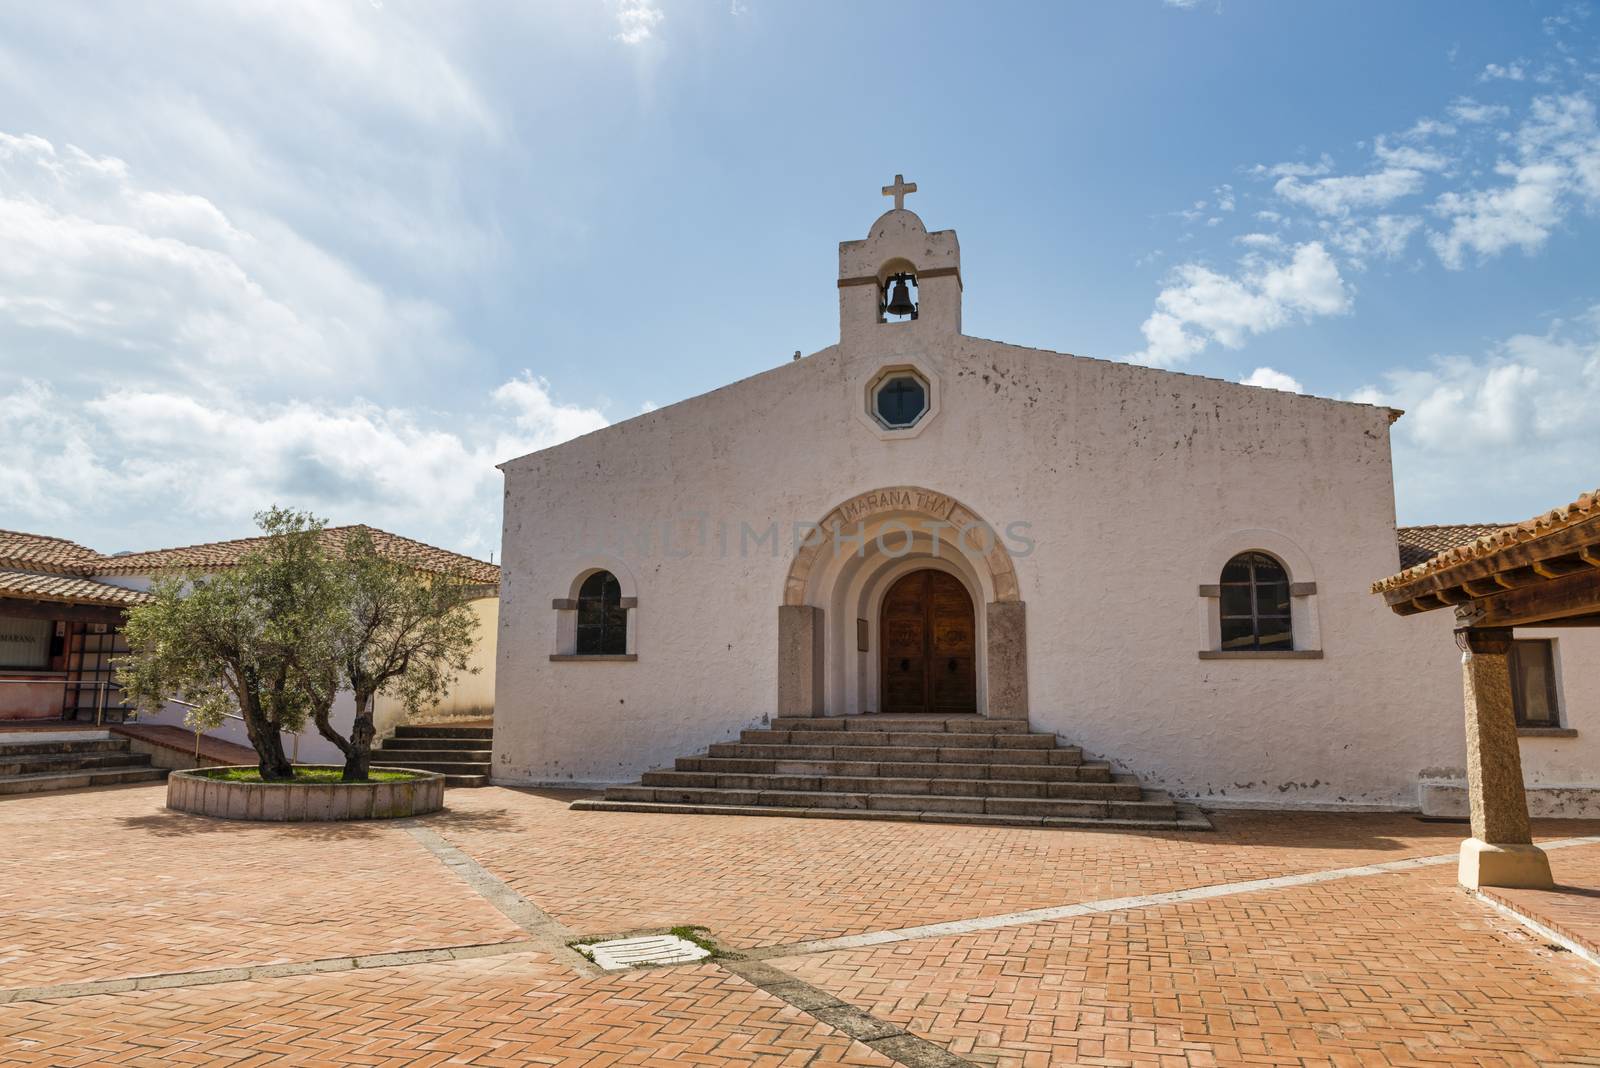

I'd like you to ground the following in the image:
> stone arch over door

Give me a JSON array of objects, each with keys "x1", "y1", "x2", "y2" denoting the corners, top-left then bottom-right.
[{"x1": 777, "y1": 486, "x2": 1028, "y2": 720}]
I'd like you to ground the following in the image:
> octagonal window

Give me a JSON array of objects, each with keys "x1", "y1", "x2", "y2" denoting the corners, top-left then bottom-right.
[{"x1": 873, "y1": 372, "x2": 929, "y2": 429}]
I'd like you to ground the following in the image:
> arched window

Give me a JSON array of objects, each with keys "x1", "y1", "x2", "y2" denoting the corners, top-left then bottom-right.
[
  {"x1": 1219, "y1": 552, "x2": 1293, "y2": 651},
  {"x1": 576, "y1": 571, "x2": 626, "y2": 655}
]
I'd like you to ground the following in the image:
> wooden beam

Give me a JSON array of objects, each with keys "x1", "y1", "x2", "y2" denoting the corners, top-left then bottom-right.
[
  {"x1": 0, "y1": 597, "x2": 128, "y2": 625},
  {"x1": 1457, "y1": 567, "x2": 1600, "y2": 629}
]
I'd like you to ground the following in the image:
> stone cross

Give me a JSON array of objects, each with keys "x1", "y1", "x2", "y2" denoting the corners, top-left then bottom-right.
[{"x1": 881, "y1": 173, "x2": 917, "y2": 210}]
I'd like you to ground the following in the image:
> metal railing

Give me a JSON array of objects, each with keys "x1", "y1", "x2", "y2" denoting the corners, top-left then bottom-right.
[{"x1": 0, "y1": 677, "x2": 300, "y2": 764}]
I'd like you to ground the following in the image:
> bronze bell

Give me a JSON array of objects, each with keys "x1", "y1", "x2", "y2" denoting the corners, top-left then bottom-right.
[{"x1": 885, "y1": 275, "x2": 916, "y2": 318}]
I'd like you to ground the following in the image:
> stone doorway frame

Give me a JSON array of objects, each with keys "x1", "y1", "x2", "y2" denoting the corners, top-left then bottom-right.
[{"x1": 777, "y1": 485, "x2": 1027, "y2": 721}]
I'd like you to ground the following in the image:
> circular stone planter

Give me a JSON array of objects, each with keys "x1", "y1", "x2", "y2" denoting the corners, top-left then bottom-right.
[{"x1": 167, "y1": 766, "x2": 445, "y2": 822}]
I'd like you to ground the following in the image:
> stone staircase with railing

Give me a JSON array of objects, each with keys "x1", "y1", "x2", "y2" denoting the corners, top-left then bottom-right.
[
  {"x1": 571, "y1": 715, "x2": 1210, "y2": 830},
  {"x1": 0, "y1": 730, "x2": 166, "y2": 795},
  {"x1": 370, "y1": 723, "x2": 492, "y2": 787}
]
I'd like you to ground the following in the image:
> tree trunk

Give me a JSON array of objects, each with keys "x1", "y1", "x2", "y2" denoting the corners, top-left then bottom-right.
[
  {"x1": 343, "y1": 691, "x2": 377, "y2": 782},
  {"x1": 239, "y1": 694, "x2": 293, "y2": 781}
]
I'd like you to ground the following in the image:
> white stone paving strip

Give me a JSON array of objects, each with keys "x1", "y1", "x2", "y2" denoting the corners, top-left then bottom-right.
[
  {"x1": 753, "y1": 835, "x2": 1600, "y2": 960},
  {"x1": 0, "y1": 940, "x2": 540, "y2": 1006},
  {"x1": 400, "y1": 822, "x2": 604, "y2": 977}
]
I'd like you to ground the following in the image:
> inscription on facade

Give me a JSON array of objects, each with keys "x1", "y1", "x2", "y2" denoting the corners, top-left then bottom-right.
[{"x1": 836, "y1": 489, "x2": 954, "y2": 523}]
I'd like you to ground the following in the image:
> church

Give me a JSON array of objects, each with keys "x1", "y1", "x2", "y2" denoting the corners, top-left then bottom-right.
[{"x1": 491, "y1": 177, "x2": 1598, "y2": 824}]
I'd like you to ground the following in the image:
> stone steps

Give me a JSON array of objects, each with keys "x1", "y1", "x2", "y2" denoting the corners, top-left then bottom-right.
[
  {"x1": 0, "y1": 737, "x2": 132, "y2": 758},
  {"x1": 639, "y1": 769, "x2": 1144, "y2": 800},
  {"x1": 0, "y1": 732, "x2": 165, "y2": 795},
  {"x1": 0, "y1": 751, "x2": 150, "y2": 777},
  {"x1": 0, "y1": 767, "x2": 168, "y2": 795},
  {"x1": 602, "y1": 784, "x2": 1173, "y2": 820},
  {"x1": 369, "y1": 747, "x2": 492, "y2": 763},
  {"x1": 381, "y1": 736, "x2": 492, "y2": 752},
  {"x1": 672, "y1": 756, "x2": 1114, "y2": 781},
  {"x1": 394, "y1": 724, "x2": 493, "y2": 741},
  {"x1": 574, "y1": 715, "x2": 1210, "y2": 831},
  {"x1": 370, "y1": 723, "x2": 493, "y2": 787}
]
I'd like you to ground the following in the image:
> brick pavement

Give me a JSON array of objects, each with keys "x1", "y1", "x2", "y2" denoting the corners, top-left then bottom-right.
[
  {"x1": 427, "y1": 788, "x2": 1599, "y2": 951},
  {"x1": 775, "y1": 859, "x2": 1600, "y2": 1066},
  {"x1": 0, "y1": 952, "x2": 894, "y2": 1067},
  {"x1": 1482, "y1": 841, "x2": 1600, "y2": 963},
  {"x1": 0, "y1": 785, "x2": 524, "y2": 987},
  {"x1": 1, "y1": 783, "x2": 1597, "y2": 1066}
]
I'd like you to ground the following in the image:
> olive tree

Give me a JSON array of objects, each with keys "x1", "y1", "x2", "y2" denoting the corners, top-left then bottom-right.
[
  {"x1": 300, "y1": 528, "x2": 480, "y2": 782},
  {"x1": 118, "y1": 508, "x2": 340, "y2": 781}
]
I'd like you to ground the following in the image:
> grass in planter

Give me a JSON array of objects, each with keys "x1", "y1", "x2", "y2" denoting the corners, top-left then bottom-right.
[{"x1": 199, "y1": 767, "x2": 422, "y2": 784}]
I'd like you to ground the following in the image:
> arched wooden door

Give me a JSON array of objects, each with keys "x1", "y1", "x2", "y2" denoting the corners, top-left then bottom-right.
[{"x1": 880, "y1": 569, "x2": 977, "y2": 715}]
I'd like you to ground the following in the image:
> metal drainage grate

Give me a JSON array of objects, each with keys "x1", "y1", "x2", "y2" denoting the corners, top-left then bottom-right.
[{"x1": 574, "y1": 933, "x2": 711, "y2": 971}]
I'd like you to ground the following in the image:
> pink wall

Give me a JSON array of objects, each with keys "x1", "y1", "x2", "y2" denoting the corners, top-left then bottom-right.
[{"x1": 0, "y1": 676, "x2": 66, "y2": 720}]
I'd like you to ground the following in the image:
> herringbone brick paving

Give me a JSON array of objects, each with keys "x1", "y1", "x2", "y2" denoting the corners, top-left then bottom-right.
[
  {"x1": 2, "y1": 783, "x2": 1597, "y2": 1066},
  {"x1": 775, "y1": 863, "x2": 1600, "y2": 1066},
  {"x1": 426, "y1": 789, "x2": 1599, "y2": 951},
  {"x1": 0, "y1": 785, "x2": 525, "y2": 986},
  {"x1": 0, "y1": 952, "x2": 893, "y2": 1067}
]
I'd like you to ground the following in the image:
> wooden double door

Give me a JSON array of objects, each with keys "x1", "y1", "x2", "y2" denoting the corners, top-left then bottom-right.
[{"x1": 879, "y1": 569, "x2": 977, "y2": 715}]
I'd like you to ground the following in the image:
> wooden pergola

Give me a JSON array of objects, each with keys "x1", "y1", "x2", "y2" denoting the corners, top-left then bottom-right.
[{"x1": 1373, "y1": 487, "x2": 1600, "y2": 890}]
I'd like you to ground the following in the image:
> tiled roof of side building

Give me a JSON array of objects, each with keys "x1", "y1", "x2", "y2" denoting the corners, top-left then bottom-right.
[
  {"x1": 0, "y1": 569, "x2": 155, "y2": 607},
  {"x1": 91, "y1": 525, "x2": 500, "y2": 585},
  {"x1": 1395, "y1": 523, "x2": 1511, "y2": 570},
  {"x1": 1378, "y1": 487, "x2": 1600, "y2": 592},
  {"x1": 0, "y1": 530, "x2": 105, "y2": 575}
]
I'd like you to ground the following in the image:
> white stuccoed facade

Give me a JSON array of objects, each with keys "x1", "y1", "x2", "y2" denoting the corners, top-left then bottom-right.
[{"x1": 493, "y1": 197, "x2": 1599, "y2": 814}]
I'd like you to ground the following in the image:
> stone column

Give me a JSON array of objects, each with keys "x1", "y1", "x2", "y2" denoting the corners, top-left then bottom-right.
[
  {"x1": 777, "y1": 605, "x2": 824, "y2": 718},
  {"x1": 1455, "y1": 626, "x2": 1554, "y2": 890},
  {"x1": 985, "y1": 601, "x2": 1029, "y2": 722}
]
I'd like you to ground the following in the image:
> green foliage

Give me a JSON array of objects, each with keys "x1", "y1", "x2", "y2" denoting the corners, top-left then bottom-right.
[
  {"x1": 117, "y1": 507, "x2": 344, "y2": 777},
  {"x1": 117, "y1": 506, "x2": 481, "y2": 784},
  {"x1": 335, "y1": 527, "x2": 480, "y2": 722}
]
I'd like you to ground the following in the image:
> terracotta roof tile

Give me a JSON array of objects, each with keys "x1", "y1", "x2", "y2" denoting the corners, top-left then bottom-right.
[
  {"x1": 0, "y1": 569, "x2": 154, "y2": 607},
  {"x1": 1396, "y1": 524, "x2": 1510, "y2": 570},
  {"x1": 1375, "y1": 488, "x2": 1600, "y2": 593},
  {"x1": 91, "y1": 525, "x2": 499, "y2": 585},
  {"x1": 0, "y1": 530, "x2": 104, "y2": 575}
]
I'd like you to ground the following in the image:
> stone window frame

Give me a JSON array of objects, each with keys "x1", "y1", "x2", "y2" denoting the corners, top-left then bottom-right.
[
  {"x1": 1196, "y1": 530, "x2": 1323, "y2": 660},
  {"x1": 551, "y1": 562, "x2": 638, "y2": 662},
  {"x1": 855, "y1": 358, "x2": 942, "y2": 442}
]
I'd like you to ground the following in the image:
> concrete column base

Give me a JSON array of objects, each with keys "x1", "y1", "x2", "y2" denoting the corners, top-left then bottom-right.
[{"x1": 1458, "y1": 837, "x2": 1555, "y2": 890}]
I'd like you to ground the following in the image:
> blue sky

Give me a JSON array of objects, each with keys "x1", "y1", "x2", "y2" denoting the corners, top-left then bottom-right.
[{"x1": 1, "y1": 1, "x2": 1597, "y2": 557}]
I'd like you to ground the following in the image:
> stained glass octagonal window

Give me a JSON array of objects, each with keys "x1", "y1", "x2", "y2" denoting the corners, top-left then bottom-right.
[{"x1": 872, "y1": 372, "x2": 929, "y2": 429}]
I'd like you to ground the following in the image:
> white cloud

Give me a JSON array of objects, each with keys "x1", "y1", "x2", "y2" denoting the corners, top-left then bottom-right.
[
  {"x1": 1326, "y1": 213, "x2": 1422, "y2": 264},
  {"x1": 615, "y1": 0, "x2": 664, "y2": 44},
  {"x1": 1401, "y1": 117, "x2": 1457, "y2": 139},
  {"x1": 1240, "y1": 367, "x2": 1305, "y2": 393},
  {"x1": 1373, "y1": 137, "x2": 1452, "y2": 172},
  {"x1": 1449, "y1": 97, "x2": 1511, "y2": 124},
  {"x1": 0, "y1": 376, "x2": 608, "y2": 556},
  {"x1": 1251, "y1": 155, "x2": 1334, "y2": 179},
  {"x1": 1480, "y1": 62, "x2": 1528, "y2": 82},
  {"x1": 1274, "y1": 167, "x2": 1426, "y2": 217},
  {"x1": 1428, "y1": 94, "x2": 1600, "y2": 268},
  {"x1": 1358, "y1": 307, "x2": 1600, "y2": 520},
  {"x1": 1430, "y1": 160, "x2": 1566, "y2": 267},
  {"x1": 1128, "y1": 242, "x2": 1350, "y2": 366},
  {"x1": 0, "y1": 130, "x2": 453, "y2": 390}
]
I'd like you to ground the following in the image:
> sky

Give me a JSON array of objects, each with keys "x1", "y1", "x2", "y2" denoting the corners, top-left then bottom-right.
[{"x1": 1, "y1": 0, "x2": 1598, "y2": 558}]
